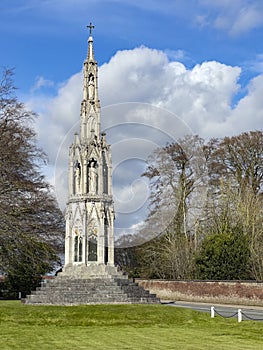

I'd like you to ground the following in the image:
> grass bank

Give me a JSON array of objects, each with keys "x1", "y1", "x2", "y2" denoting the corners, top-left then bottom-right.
[{"x1": 0, "y1": 301, "x2": 262, "y2": 349}]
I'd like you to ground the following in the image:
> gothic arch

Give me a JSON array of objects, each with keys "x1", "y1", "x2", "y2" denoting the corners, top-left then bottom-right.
[
  {"x1": 72, "y1": 203, "x2": 83, "y2": 224},
  {"x1": 87, "y1": 217, "x2": 99, "y2": 262},
  {"x1": 102, "y1": 150, "x2": 108, "y2": 194},
  {"x1": 73, "y1": 218, "x2": 83, "y2": 263}
]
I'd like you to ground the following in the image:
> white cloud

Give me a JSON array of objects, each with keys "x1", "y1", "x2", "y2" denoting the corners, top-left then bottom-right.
[
  {"x1": 226, "y1": 75, "x2": 263, "y2": 132},
  {"x1": 30, "y1": 76, "x2": 54, "y2": 92},
  {"x1": 99, "y1": 48, "x2": 242, "y2": 138},
  {"x1": 198, "y1": 0, "x2": 263, "y2": 35},
  {"x1": 28, "y1": 72, "x2": 82, "y2": 163},
  {"x1": 244, "y1": 53, "x2": 263, "y2": 74},
  {"x1": 164, "y1": 49, "x2": 187, "y2": 62},
  {"x1": 99, "y1": 46, "x2": 169, "y2": 105},
  {"x1": 29, "y1": 46, "x2": 263, "y2": 233}
]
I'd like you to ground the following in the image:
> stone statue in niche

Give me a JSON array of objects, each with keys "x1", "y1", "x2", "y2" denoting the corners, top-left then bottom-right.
[
  {"x1": 88, "y1": 158, "x2": 97, "y2": 194},
  {"x1": 75, "y1": 162, "x2": 81, "y2": 193},
  {"x1": 81, "y1": 100, "x2": 86, "y2": 116},
  {"x1": 88, "y1": 73, "x2": 95, "y2": 100}
]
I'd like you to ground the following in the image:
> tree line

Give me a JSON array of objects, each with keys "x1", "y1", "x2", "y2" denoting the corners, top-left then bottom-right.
[
  {"x1": 115, "y1": 131, "x2": 263, "y2": 281},
  {"x1": 0, "y1": 69, "x2": 64, "y2": 297}
]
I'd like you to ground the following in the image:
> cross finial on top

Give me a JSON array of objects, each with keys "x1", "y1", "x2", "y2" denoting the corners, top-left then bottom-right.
[{"x1": 87, "y1": 22, "x2": 95, "y2": 36}]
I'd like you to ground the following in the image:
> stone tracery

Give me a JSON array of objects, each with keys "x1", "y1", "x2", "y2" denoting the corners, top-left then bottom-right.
[{"x1": 64, "y1": 27, "x2": 114, "y2": 269}]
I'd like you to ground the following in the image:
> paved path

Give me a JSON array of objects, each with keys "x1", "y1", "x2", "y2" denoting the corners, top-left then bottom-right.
[{"x1": 162, "y1": 301, "x2": 263, "y2": 322}]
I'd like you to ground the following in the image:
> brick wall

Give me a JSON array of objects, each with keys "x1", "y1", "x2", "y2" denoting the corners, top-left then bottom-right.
[{"x1": 136, "y1": 279, "x2": 263, "y2": 306}]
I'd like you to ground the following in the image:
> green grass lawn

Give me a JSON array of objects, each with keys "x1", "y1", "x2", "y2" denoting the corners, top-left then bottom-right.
[{"x1": 0, "y1": 301, "x2": 262, "y2": 350}]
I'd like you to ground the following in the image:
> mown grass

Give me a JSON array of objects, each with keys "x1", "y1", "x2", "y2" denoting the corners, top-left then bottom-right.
[{"x1": 0, "y1": 301, "x2": 262, "y2": 350}]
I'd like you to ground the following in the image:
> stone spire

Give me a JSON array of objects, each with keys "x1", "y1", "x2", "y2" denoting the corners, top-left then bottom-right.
[
  {"x1": 64, "y1": 25, "x2": 115, "y2": 271},
  {"x1": 80, "y1": 22, "x2": 100, "y2": 140}
]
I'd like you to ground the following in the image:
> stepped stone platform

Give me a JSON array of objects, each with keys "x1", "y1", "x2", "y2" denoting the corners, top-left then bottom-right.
[{"x1": 25, "y1": 264, "x2": 160, "y2": 305}]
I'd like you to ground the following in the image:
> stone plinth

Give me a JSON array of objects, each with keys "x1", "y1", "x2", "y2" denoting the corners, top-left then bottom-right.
[{"x1": 25, "y1": 266, "x2": 160, "y2": 305}]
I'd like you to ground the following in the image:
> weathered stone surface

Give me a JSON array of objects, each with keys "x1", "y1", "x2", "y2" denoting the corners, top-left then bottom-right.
[{"x1": 25, "y1": 267, "x2": 160, "y2": 305}]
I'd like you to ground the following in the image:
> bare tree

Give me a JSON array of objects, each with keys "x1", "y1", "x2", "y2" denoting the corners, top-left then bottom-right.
[
  {"x1": 138, "y1": 135, "x2": 207, "y2": 279},
  {"x1": 137, "y1": 131, "x2": 263, "y2": 280},
  {"x1": 0, "y1": 69, "x2": 64, "y2": 297},
  {"x1": 206, "y1": 131, "x2": 263, "y2": 195}
]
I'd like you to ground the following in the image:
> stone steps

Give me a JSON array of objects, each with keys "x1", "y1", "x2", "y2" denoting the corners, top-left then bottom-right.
[{"x1": 25, "y1": 269, "x2": 160, "y2": 305}]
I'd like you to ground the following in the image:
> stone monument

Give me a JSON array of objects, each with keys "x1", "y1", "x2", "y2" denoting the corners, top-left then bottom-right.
[
  {"x1": 63, "y1": 22, "x2": 115, "y2": 276},
  {"x1": 25, "y1": 24, "x2": 159, "y2": 304}
]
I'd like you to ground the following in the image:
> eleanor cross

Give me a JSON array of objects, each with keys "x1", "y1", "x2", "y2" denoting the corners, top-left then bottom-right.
[{"x1": 87, "y1": 22, "x2": 95, "y2": 35}]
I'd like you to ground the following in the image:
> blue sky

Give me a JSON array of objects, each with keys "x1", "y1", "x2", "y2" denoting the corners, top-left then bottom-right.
[
  {"x1": 2, "y1": 0, "x2": 263, "y2": 92},
  {"x1": 1, "y1": 0, "x2": 263, "y2": 237}
]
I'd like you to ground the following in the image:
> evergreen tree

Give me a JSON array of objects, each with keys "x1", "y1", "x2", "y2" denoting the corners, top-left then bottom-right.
[{"x1": 195, "y1": 229, "x2": 251, "y2": 280}]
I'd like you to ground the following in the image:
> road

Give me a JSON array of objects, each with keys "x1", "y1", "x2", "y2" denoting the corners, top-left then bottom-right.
[{"x1": 162, "y1": 301, "x2": 263, "y2": 322}]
